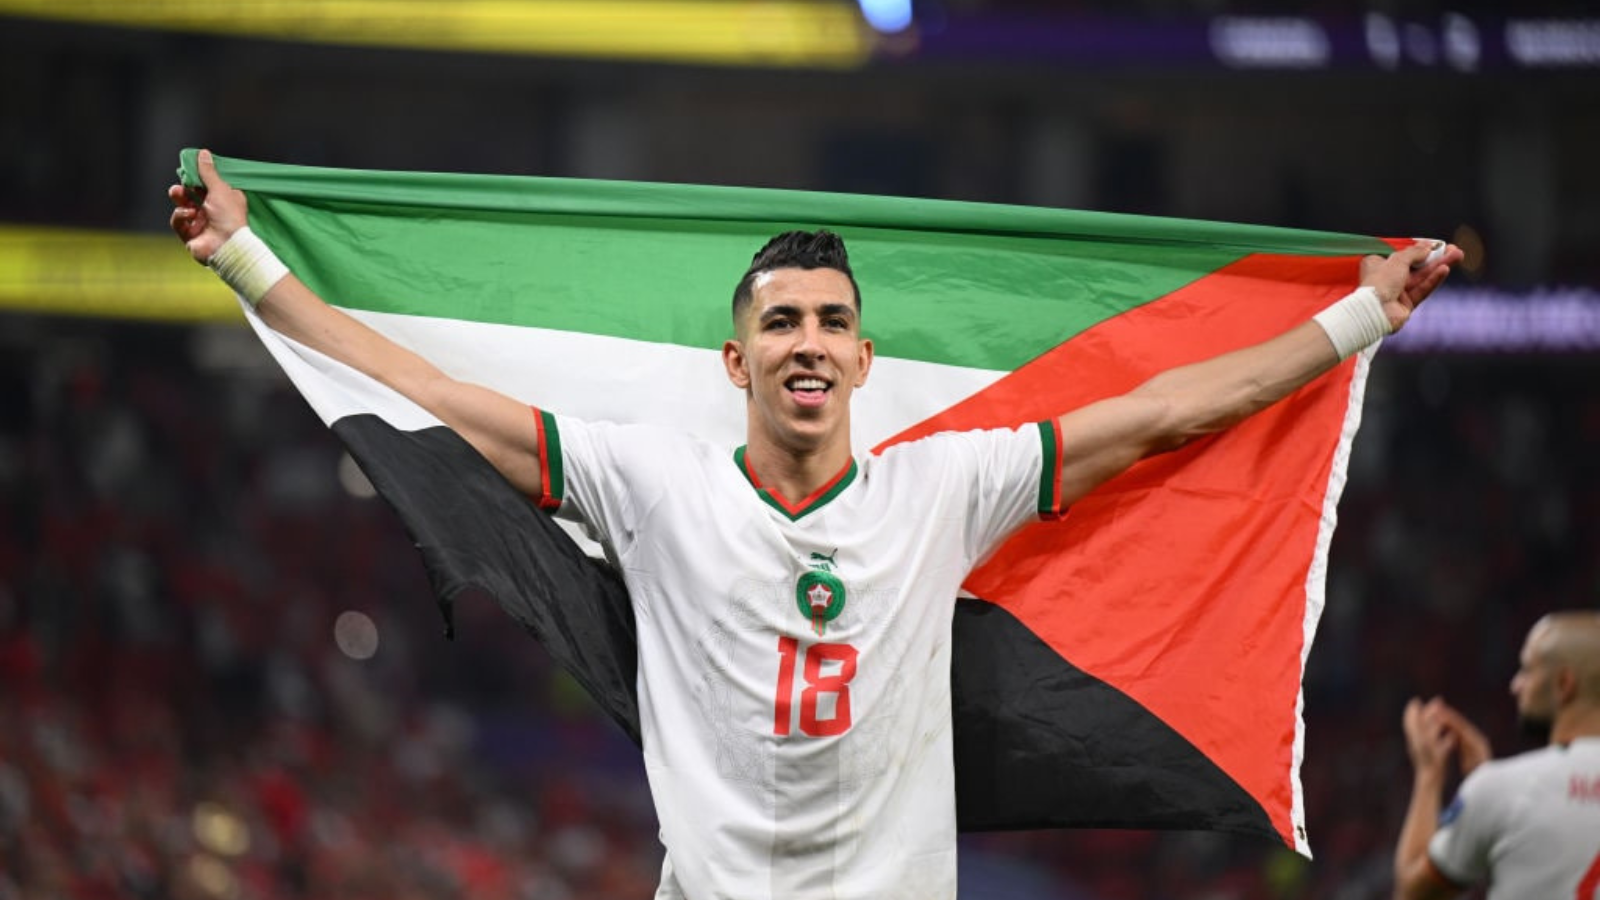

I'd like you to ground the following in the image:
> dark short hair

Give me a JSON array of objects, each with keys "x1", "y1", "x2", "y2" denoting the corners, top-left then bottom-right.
[{"x1": 731, "y1": 229, "x2": 861, "y2": 323}]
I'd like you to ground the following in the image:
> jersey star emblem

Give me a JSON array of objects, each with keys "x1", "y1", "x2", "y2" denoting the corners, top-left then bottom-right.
[
  {"x1": 807, "y1": 583, "x2": 833, "y2": 608},
  {"x1": 795, "y1": 566, "x2": 846, "y2": 636}
]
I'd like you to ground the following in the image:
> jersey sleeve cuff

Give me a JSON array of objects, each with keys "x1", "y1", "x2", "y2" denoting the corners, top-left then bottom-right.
[
  {"x1": 531, "y1": 407, "x2": 565, "y2": 511},
  {"x1": 1036, "y1": 419, "x2": 1066, "y2": 520}
]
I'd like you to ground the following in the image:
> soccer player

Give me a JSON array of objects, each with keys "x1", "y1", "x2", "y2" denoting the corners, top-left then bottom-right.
[
  {"x1": 1394, "y1": 611, "x2": 1600, "y2": 900},
  {"x1": 171, "y1": 149, "x2": 1459, "y2": 900}
]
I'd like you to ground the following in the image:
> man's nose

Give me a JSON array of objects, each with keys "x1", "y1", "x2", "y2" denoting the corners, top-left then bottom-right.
[{"x1": 793, "y1": 320, "x2": 824, "y2": 360}]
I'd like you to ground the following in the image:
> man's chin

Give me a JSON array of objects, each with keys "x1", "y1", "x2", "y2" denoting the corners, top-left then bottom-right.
[{"x1": 776, "y1": 405, "x2": 837, "y2": 435}]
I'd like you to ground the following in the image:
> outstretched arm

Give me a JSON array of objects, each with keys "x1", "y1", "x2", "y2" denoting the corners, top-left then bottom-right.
[
  {"x1": 1052, "y1": 239, "x2": 1461, "y2": 505},
  {"x1": 1393, "y1": 697, "x2": 1477, "y2": 900},
  {"x1": 169, "y1": 150, "x2": 544, "y2": 495}
]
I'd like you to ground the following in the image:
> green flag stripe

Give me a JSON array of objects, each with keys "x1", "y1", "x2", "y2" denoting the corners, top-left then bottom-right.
[
  {"x1": 253, "y1": 199, "x2": 1261, "y2": 372},
  {"x1": 183, "y1": 150, "x2": 1390, "y2": 372},
  {"x1": 180, "y1": 150, "x2": 1387, "y2": 254}
]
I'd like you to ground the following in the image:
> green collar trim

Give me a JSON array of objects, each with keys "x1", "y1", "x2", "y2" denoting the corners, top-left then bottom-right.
[{"x1": 734, "y1": 446, "x2": 857, "y2": 521}]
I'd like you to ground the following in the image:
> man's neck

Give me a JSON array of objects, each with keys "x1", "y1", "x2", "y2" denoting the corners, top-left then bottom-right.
[
  {"x1": 742, "y1": 437, "x2": 853, "y2": 505},
  {"x1": 1551, "y1": 705, "x2": 1600, "y2": 746}
]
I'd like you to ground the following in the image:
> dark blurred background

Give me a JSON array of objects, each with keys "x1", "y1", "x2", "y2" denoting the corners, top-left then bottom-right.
[{"x1": 1, "y1": 2, "x2": 1597, "y2": 898}]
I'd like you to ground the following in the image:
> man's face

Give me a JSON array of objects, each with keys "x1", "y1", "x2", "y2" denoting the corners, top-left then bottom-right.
[
  {"x1": 723, "y1": 267, "x2": 873, "y2": 457},
  {"x1": 1511, "y1": 623, "x2": 1557, "y2": 738}
]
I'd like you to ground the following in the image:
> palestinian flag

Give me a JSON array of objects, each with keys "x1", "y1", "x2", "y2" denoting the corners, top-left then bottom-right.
[{"x1": 179, "y1": 149, "x2": 1405, "y2": 856}]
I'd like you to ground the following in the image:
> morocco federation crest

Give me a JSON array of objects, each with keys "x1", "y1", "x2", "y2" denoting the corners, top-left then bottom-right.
[{"x1": 795, "y1": 551, "x2": 846, "y2": 636}]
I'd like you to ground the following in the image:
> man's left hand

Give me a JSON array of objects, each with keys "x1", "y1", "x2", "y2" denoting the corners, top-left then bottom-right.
[{"x1": 1360, "y1": 240, "x2": 1465, "y2": 333}]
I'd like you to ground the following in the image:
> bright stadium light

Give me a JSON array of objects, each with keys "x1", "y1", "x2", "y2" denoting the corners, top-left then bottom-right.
[
  {"x1": 1210, "y1": 16, "x2": 1331, "y2": 69},
  {"x1": 857, "y1": 0, "x2": 912, "y2": 33},
  {"x1": 1506, "y1": 18, "x2": 1600, "y2": 67},
  {"x1": 1366, "y1": 13, "x2": 1401, "y2": 69},
  {"x1": 1443, "y1": 13, "x2": 1482, "y2": 71}
]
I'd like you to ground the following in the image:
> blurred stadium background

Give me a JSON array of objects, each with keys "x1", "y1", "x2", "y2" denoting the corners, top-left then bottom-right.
[{"x1": 1, "y1": 1, "x2": 1597, "y2": 898}]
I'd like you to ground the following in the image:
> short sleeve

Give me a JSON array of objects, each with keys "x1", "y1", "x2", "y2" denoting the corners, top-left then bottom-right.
[
  {"x1": 1427, "y1": 767, "x2": 1499, "y2": 888},
  {"x1": 896, "y1": 422, "x2": 1058, "y2": 563},
  {"x1": 530, "y1": 410, "x2": 678, "y2": 553}
]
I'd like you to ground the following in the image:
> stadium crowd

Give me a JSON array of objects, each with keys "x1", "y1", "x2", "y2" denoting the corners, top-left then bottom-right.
[{"x1": 1, "y1": 314, "x2": 1594, "y2": 899}]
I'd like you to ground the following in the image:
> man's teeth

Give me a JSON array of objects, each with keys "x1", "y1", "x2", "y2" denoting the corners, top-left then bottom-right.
[{"x1": 790, "y1": 378, "x2": 828, "y2": 391}]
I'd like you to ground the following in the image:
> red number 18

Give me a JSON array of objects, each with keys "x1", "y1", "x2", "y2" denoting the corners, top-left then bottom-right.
[{"x1": 773, "y1": 637, "x2": 858, "y2": 737}]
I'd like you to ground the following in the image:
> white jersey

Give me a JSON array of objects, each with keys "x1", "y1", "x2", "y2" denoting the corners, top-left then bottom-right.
[
  {"x1": 1429, "y1": 737, "x2": 1600, "y2": 900},
  {"x1": 532, "y1": 410, "x2": 1061, "y2": 900}
]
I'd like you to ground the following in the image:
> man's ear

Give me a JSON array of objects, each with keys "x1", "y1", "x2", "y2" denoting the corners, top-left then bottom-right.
[
  {"x1": 854, "y1": 338, "x2": 874, "y2": 388},
  {"x1": 1556, "y1": 666, "x2": 1580, "y2": 706},
  {"x1": 723, "y1": 339, "x2": 750, "y2": 390}
]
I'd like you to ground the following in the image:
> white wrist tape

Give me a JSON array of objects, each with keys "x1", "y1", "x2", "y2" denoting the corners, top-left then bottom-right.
[
  {"x1": 208, "y1": 227, "x2": 289, "y2": 307},
  {"x1": 1313, "y1": 286, "x2": 1391, "y2": 360}
]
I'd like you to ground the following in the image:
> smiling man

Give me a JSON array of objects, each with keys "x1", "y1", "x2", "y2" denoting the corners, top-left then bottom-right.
[
  {"x1": 724, "y1": 234, "x2": 874, "y2": 505},
  {"x1": 171, "y1": 149, "x2": 1457, "y2": 900}
]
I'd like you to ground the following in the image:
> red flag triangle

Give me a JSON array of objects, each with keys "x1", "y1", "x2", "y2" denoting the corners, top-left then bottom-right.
[{"x1": 880, "y1": 252, "x2": 1368, "y2": 846}]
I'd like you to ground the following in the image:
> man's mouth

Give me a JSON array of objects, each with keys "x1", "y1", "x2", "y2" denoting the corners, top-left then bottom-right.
[{"x1": 785, "y1": 375, "x2": 832, "y2": 408}]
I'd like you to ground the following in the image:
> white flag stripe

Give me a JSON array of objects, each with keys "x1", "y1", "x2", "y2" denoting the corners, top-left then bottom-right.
[
  {"x1": 1288, "y1": 343, "x2": 1374, "y2": 856},
  {"x1": 242, "y1": 299, "x2": 446, "y2": 432},
  {"x1": 264, "y1": 303, "x2": 1009, "y2": 452}
]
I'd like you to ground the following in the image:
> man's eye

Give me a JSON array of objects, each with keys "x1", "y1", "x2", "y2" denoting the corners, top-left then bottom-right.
[{"x1": 765, "y1": 319, "x2": 792, "y2": 331}]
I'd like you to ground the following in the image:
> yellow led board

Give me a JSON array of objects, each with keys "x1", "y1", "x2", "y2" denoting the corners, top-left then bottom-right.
[
  {"x1": 0, "y1": 0, "x2": 873, "y2": 68},
  {"x1": 0, "y1": 224, "x2": 242, "y2": 323}
]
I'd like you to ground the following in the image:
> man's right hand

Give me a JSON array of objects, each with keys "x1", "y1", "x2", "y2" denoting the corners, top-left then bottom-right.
[
  {"x1": 167, "y1": 149, "x2": 248, "y2": 264},
  {"x1": 1403, "y1": 696, "x2": 1461, "y2": 777}
]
